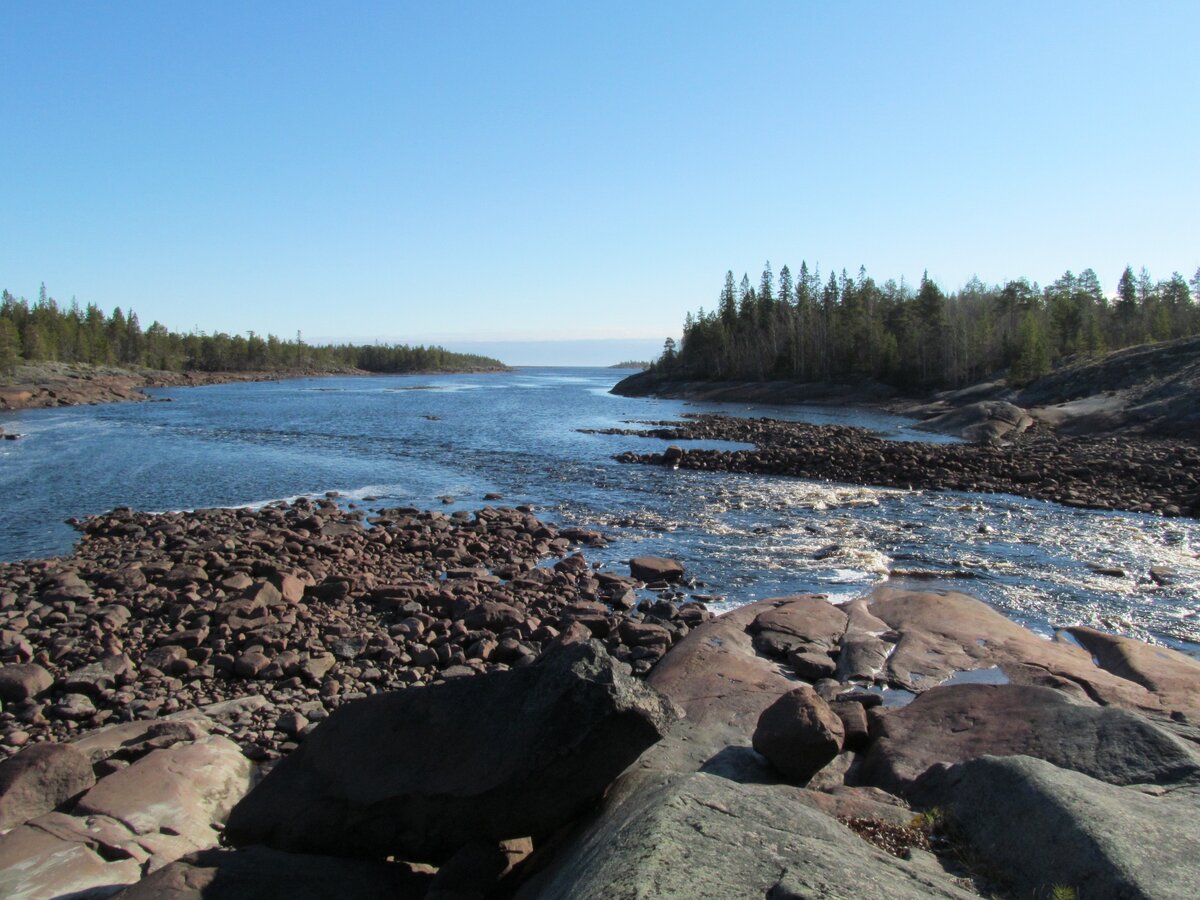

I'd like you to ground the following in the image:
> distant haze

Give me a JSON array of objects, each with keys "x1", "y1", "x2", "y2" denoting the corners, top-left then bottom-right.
[{"x1": 309, "y1": 337, "x2": 666, "y2": 368}]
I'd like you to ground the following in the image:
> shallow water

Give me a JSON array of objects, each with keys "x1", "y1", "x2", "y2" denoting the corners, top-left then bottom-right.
[{"x1": 2, "y1": 367, "x2": 1197, "y2": 657}]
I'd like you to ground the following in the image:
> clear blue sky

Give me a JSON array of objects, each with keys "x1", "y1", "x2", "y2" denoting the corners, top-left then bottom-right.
[{"x1": 2, "y1": 2, "x2": 1197, "y2": 365}]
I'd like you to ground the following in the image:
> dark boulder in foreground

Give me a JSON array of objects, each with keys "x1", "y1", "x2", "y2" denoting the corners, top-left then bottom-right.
[
  {"x1": 752, "y1": 685, "x2": 844, "y2": 783},
  {"x1": 112, "y1": 846, "x2": 431, "y2": 900},
  {"x1": 224, "y1": 640, "x2": 678, "y2": 862}
]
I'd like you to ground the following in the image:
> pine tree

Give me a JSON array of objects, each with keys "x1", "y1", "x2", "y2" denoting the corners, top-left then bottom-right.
[{"x1": 0, "y1": 318, "x2": 20, "y2": 374}]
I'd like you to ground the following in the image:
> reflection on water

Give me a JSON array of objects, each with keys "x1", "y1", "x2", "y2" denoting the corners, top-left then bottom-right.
[{"x1": 1, "y1": 367, "x2": 1197, "y2": 657}]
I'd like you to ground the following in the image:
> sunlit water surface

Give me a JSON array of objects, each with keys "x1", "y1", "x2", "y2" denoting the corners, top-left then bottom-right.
[{"x1": 2, "y1": 367, "x2": 1197, "y2": 657}]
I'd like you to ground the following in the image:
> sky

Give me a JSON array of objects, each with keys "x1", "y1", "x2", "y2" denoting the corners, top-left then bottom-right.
[{"x1": 2, "y1": 2, "x2": 1198, "y2": 365}]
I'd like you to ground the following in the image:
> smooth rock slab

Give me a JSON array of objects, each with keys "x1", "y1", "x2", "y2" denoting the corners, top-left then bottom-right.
[
  {"x1": 224, "y1": 640, "x2": 677, "y2": 862},
  {"x1": 923, "y1": 754, "x2": 1200, "y2": 899},
  {"x1": 74, "y1": 735, "x2": 252, "y2": 871},
  {"x1": 858, "y1": 683, "x2": 1200, "y2": 797},
  {"x1": 0, "y1": 824, "x2": 142, "y2": 900},
  {"x1": 515, "y1": 770, "x2": 976, "y2": 899}
]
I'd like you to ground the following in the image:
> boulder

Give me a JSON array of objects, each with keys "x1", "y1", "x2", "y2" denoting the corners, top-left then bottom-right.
[
  {"x1": 752, "y1": 686, "x2": 845, "y2": 783},
  {"x1": 224, "y1": 641, "x2": 677, "y2": 862},
  {"x1": 916, "y1": 401, "x2": 1033, "y2": 443},
  {"x1": 629, "y1": 556, "x2": 684, "y2": 583},
  {"x1": 74, "y1": 735, "x2": 253, "y2": 870},
  {"x1": 858, "y1": 683, "x2": 1200, "y2": 797},
  {"x1": 62, "y1": 653, "x2": 135, "y2": 698},
  {"x1": 69, "y1": 715, "x2": 214, "y2": 765},
  {"x1": 0, "y1": 742, "x2": 96, "y2": 830},
  {"x1": 921, "y1": 754, "x2": 1200, "y2": 899},
  {"x1": 646, "y1": 599, "x2": 797, "y2": 770},
  {"x1": 1067, "y1": 625, "x2": 1200, "y2": 721},
  {"x1": 861, "y1": 588, "x2": 1166, "y2": 714},
  {"x1": 0, "y1": 663, "x2": 54, "y2": 703},
  {"x1": 749, "y1": 596, "x2": 848, "y2": 652},
  {"x1": 515, "y1": 771, "x2": 976, "y2": 899},
  {"x1": 110, "y1": 846, "x2": 431, "y2": 900}
]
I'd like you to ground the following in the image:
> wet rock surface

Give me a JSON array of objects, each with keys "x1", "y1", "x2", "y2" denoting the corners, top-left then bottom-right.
[{"x1": 596, "y1": 413, "x2": 1200, "y2": 517}]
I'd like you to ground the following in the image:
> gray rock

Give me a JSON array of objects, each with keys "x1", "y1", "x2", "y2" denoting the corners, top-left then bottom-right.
[
  {"x1": 858, "y1": 683, "x2": 1200, "y2": 798},
  {"x1": 0, "y1": 742, "x2": 96, "y2": 830},
  {"x1": 224, "y1": 640, "x2": 677, "y2": 862},
  {"x1": 516, "y1": 771, "x2": 976, "y2": 899},
  {"x1": 52, "y1": 692, "x2": 98, "y2": 720},
  {"x1": 922, "y1": 754, "x2": 1200, "y2": 899},
  {"x1": 916, "y1": 400, "x2": 1033, "y2": 443}
]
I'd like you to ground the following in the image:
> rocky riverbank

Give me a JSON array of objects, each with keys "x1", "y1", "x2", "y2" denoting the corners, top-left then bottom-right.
[
  {"x1": 593, "y1": 413, "x2": 1200, "y2": 518},
  {"x1": 3, "y1": 545, "x2": 1199, "y2": 896},
  {"x1": 613, "y1": 335, "x2": 1200, "y2": 442},
  {"x1": 0, "y1": 363, "x2": 363, "y2": 411},
  {"x1": 0, "y1": 360, "x2": 511, "y2": 412},
  {"x1": 0, "y1": 501, "x2": 704, "y2": 762}
]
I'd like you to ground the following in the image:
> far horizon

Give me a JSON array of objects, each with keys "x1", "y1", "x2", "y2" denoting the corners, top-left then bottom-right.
[{"x1": 307, "y1": 337, "x2": 663, "y2": 369}]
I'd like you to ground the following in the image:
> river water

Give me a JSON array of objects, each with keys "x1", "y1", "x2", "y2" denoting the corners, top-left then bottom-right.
[{"x1": 2, "y1": 367, "x2": 1197, "y2": 657}]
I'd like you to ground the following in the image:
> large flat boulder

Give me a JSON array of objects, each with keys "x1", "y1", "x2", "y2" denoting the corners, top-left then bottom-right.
[
  {"x1": 69, "y1": 715, "x2": 214, "y2": 766},
  {"x1": 224, "y1": 641, "x2": 677, "y2": 862},
  {"x1": 922, "y1": 754, "x2": 1200, "y2": 899},
  {"x1": 862, "y1": 588, "x2": 1166, "y2": 713},
  {"x1": 515, "y1": 770, "x2": 976, "y2": 899},
  {"x1": 74, "y1": 735, "x2": 253, "y2": 870},
  {"x1": 858, "y1": 683, "x2": 1200, "y2": 797},
  {"x1": 1067, "y1": 625, "x2": 1200, "y2": 721},
  {"x1": 748, "y1": 595, "x2": 847, "y2": 663}
]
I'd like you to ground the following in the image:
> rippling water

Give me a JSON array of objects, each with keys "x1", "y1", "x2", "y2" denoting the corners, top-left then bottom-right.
[{"x1": 2, "y1": 367, "x2": 1197, "y2": 657}]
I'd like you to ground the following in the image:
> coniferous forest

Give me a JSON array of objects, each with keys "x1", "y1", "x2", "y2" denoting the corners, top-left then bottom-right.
[
  {"x1": 654, "y1": 263, "x2": 1200, "y2": 388},
  {"x1": 0, "y1": 286, "x2": 504, "y2": 375}
]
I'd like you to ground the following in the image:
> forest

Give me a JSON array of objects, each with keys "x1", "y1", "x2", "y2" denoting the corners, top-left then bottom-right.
[
  {"x1": 653, "y1": 263, "x2": 1200, "y2": 388},
  {"x1": 0, "y1": 286, "x2": 504, "y2": 375}
]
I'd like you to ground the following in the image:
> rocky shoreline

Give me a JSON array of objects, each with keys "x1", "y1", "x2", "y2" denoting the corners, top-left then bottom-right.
[
  {"x1": 0, "y1": 501, "x2": 702, "y2": 761},
  {"x1": 612, "y1": 335, "x2": 1200, "y2": 442},
  {"x1": 0, "y1": 501, "x2": 1197, "y2": 896},
  {"x1": 592, "y1": 413, "x2": 1200, "y2": 518},
  {"x1": 0, "y1": 362, "x2": 511, "y2": 412}
]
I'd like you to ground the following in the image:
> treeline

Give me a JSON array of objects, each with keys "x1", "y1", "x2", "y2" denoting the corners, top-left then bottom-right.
[
  {"x1": 654, "y1": 263, "x2": 1200, "y2": 389},
  {"x1": 0, "y1": 285, "x2": 504, "y2": 375}
]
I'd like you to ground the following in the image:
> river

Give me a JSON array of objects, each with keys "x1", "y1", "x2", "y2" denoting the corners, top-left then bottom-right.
[{"x1": 2, "y1": 367, "x2": 1197, "y2": 657}]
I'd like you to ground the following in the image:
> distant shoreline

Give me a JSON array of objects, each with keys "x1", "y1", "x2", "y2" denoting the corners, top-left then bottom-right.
[{"x1": 0, "y1": 361, "x2": 512, "y2": 412}]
